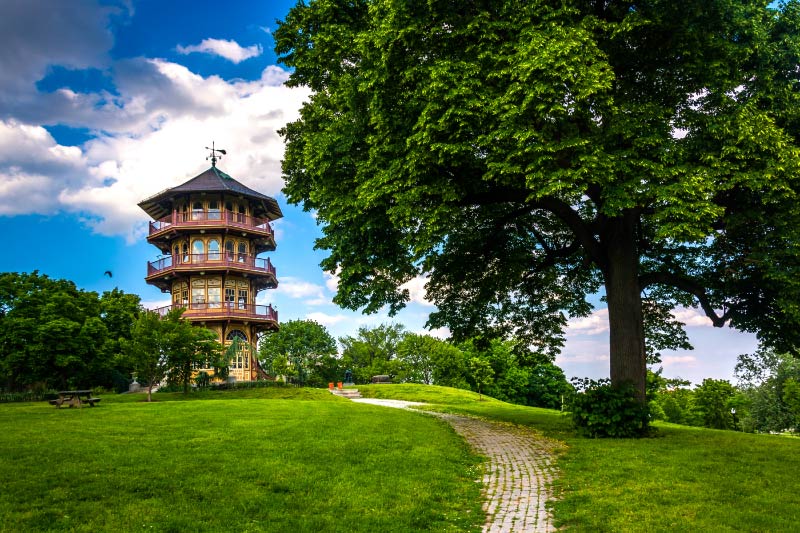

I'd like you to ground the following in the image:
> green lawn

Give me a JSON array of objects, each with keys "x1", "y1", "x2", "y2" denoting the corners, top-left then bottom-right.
[
  {"x1": 358, "y1": 384, "x2": 800, "y2": 532},
  {"x1": 0, "y1": 390, "x2": 482, "y2": 532},
  {"x1": 4, "y1": 385, "x2": 799, "y2": 532}
]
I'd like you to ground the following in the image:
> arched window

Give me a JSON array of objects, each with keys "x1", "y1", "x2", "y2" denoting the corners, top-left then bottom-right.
[
  {"x1": 192, "y1": 201, "x2": 203, "y2": 220},
  {"x1": 237, "y1": 242, "x2": 247, "y2": 263},
  {"x1": 227, "y1": 330, "x2": 249, "y2": 369},
  {"x1": 192, "y1": 239, "x2": 205, "y2": 261},
  {"x1": 182, "y1": 242, "x2": 189, "y2": 263},
  {"x1": 208, "y1": 239, "x2": 220, "y2": 260},
  {"x1": 173, "y1": 244, "x2": 180, "y2": 264},
  {"x1": 224, "y1": 240, "x2": 234, "y2": 261}
]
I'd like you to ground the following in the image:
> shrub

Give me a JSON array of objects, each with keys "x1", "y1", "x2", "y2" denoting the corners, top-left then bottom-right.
[{"x1": 570, "y1": 379, "x2": 649, "y2": 438}]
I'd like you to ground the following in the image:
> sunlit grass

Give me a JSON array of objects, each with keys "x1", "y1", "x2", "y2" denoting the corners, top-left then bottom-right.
[
  {"x1": 0, "y1": 394, "x2": 482, "y2": 532},
  {"x1": 360, "y1": 384, "x2": 800, "y2": 532}
]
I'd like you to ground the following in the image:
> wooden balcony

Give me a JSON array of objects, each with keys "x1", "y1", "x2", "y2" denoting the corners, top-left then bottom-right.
[
  {"x1": 147, "y1": 210, "x2": 276, "y2": 251},
  {"x1": 152, "y1": 302, "x2": 278, "y2": 328},
  {"x1": 145, "y1": 253, "x2": 277, "y2": 291}
]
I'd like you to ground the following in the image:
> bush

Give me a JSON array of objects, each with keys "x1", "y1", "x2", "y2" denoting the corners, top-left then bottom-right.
[{"x1": 570, "y1": 379, "x2": 649, "y2": 438}]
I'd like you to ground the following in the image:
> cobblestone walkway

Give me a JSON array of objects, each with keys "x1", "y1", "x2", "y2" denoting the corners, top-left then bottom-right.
[
  {"x1": 435, "y1": 413, "x2": 562, "y2": 533},
  {"x1": 352, "y1": 399, "x2": 562, "y2": 532}
]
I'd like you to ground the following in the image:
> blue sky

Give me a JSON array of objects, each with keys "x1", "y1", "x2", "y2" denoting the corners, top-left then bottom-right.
[{"x1": 0, "y1": 0, "x2": 759, "y2": 385}]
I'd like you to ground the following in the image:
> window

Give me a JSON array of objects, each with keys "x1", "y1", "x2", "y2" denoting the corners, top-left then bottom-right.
[
  {"x1": 208, "y1": 200, "x2": 221, "y2": 220},
  {"x1": 237, "y1": 242, "x2": 247, "y2": 263},
  {"x1": 173, "y1": 244, "x2": 180, "y2": 264},
  {"x1": 192, "y1": 239, "x2": 205, "y2": 261},
  {"x1": 238, "y1": 289, "x2": 248, "y2": 310},
  {"x1": 208, "y1": 287, "x2": 221, "y2": 308},
  {"x1": 191, "y1": 287, "x2": 206, "y2": 309},
  {"x1": 208, "y1": 239, "x2": 220, "y2": 260},
  {"x1": 237, "y1": 204, "x2": 245, "y2": 223},
  {"x1": 227, "y1": 330, "x2": 249, "y2": 369},
  {"x1": 225, "y1": 287, "x2": 235, "y2": 309},
  {"x1": 192, "y1": 201, "x2": 203, "y2": 220},
  {"x1": 173, "y1": 282, "x2": 188, "y2": 308},
  {"x1": 182, "y1": 242, "x2": 189, "y2": 263},
  {"x1": 225, "y1": 240, "x2": 234, "y2": 261}
]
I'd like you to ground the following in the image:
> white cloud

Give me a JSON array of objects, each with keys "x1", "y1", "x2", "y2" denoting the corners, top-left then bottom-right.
[
  {"x1": 305, "y1": 312, "x2": 349, "y2": 327},
  {"x1": 0, "y1": 61, "x2": 309, "y2": 241},
  {"x1": 422, "y1": 326, "x2": 451, "y2": 340},
  {"x1": 671, "y1": 307, "x2": 713, "y2": 327},
  {"x1": 661, "y1": 355, "x2": 698, "y2": 367},
  {"x1": 177, "y1": 38, "x2": 262, "y2": 64},
  {"x1": 566, "y1": 308, "x2": 609, "y2": 335},
  {"x1": 0, "y1": 120, "x2": 89, "y2": 215},
  {"x1": 140, "y1": 297, "x2": 171, "y2": 310},
  {"x1": 400, "y1": 274, "x2": 434, "y2": 306},
  {"x1": 276, "y1": 277, "x2": 329, "y2": 305},
  {"x1": 323, "y1": 270, "x2": 340, "y2": 293},
  {"x1": 0, "y1": 1, "x2": 118, "y2": 114}
]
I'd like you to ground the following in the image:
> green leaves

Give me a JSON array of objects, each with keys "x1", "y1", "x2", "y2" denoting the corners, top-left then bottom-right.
[{"x1": 276, "y1": 0, "x2": 800, "y2": 401}]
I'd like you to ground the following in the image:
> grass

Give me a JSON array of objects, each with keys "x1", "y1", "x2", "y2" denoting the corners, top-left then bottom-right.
[
  {"x1": 359, "y1": 384, "x2": 800, "y2": 532},
  {"x1": 5, "y1": 384, "x2": 799, "y2": 532},
  {"x1": 0, "y1": 390, "x2": 482, "y2": 532}
]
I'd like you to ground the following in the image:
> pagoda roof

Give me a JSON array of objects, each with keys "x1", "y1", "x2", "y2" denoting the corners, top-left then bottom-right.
[{"x1": 138, "y1": 166, "x2": 283, "y2": 221}]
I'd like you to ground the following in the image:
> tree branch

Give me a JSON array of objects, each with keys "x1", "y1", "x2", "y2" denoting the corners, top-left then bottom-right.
[{"x1": 639, "y1": 271, "x2": 731, "y2": 327}]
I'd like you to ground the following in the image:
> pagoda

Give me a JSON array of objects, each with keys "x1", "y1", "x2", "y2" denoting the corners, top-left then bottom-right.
[{"x1": 138, "y1": 151, "x2": 281, "y2": 381}]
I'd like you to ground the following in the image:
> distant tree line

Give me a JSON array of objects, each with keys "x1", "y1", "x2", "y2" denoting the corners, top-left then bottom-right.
[
  {"x1": 646, "y1": 347, "x2": 800, "y2": 434},
  {"x1": 258, "y1": 320, "x2": 572, "y2": 410}
]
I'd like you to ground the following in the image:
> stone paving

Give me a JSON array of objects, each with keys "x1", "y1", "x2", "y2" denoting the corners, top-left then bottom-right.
[
  {"x1": 352, "y1": 399, "x2": 563, "y2": 532},
  {"x1": 436, "y1": 413, "x2": 562, "y2": 533}
]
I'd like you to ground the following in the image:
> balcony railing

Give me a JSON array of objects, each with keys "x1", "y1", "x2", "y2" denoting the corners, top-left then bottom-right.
[
  {"x1": 147, "y1": 253, "x2": 276, "y2": 277},
  {"x1": 153, "y1": 302, "x2": 278, "y2": 322},
  {"x1": 148, "y1": 210, "x2": 274, "y2": 237}
]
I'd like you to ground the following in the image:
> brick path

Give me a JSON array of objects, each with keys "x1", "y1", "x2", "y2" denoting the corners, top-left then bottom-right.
[
  {"x1": 352, "y1": 399, "x2": 562, "y2": 532},
  {"x1": 435, "y1": 413, "x2": 562, "y2": 533}
]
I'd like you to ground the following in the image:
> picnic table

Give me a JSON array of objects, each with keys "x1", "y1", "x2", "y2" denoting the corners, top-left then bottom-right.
[{"x1": 49, "y1": 390, "x2": 101, "y2": 408}]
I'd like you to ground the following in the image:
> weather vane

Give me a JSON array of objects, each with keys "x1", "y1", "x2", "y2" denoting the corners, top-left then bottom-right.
[{"x1": 205, "y1": 141, "x2": 227, "y2": 167}]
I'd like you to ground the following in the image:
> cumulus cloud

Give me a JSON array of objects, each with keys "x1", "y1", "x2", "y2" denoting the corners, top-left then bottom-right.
[
  {"x1": 276, "y1": 277, "x2": 329, "y2": 305},
  {"x1": 323, "y1": 270, "x2": 340, "y2": 293},
  {"x1": 0, "y1": 61, "x2": 309, "y2": 240},
  {"x1": 661, "y1": 355, "x2": 698, "y2": 366},
  {"x1": 566, "y1": 308, "x2": 609, "y2": 335},
  {"x1": 0, "y1": 0, "x2": 119, "y2": 117},
  {"x1": 400, "y1": 274, "x2": 434, "y2": 307},
  {"x1": 0, "y1": 120, "x2": 89, "y2": 215},
  {"x1": 671, "y1": 307, "x2": 713, "y2": 327},
  {"x1": 423, "y1": 326, "x2": 451, "y2": 340},
  {"x1": 177, "y1": 38, "x2": 262, "y2": 64},
  {"x1": 305, "y1": 312, "x2": 349, "y2": 327}
]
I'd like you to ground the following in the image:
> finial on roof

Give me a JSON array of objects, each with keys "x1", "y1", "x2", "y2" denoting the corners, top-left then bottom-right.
[{"x1": 205, "y1": 141, "x2": 227, "y2": 167}]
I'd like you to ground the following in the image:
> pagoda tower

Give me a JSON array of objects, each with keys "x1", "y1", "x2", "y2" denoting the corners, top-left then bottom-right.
[{"x1": 138, "y1": 156, "x2": 281, "y2": 382}]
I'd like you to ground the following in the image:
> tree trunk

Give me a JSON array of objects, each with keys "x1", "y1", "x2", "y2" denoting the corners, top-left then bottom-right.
[{"x1": 603, "y1": 214, "x2": 647, "y2": 403}]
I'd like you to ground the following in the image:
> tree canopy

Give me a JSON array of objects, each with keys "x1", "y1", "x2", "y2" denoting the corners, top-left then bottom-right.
[
  {"x1": 276, "y1": 0, "x2": 800, "y2": 401},
  {"x1": 258, "y1": 319, "x2": 338, "y2": 385},
  {"x1": 0, "y1": 271, "x2": 140, "y2": 391}
]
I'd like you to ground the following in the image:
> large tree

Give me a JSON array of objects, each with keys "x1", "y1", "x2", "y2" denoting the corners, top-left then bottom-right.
[{"x1": 275, "y1": 0, "x2": 800, "y2": 401}]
